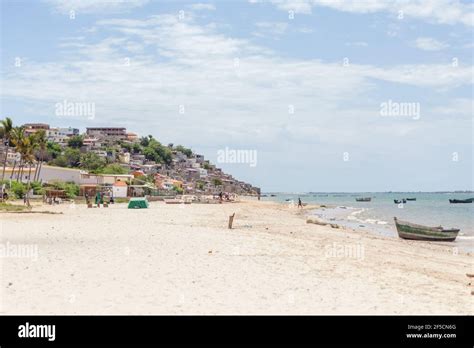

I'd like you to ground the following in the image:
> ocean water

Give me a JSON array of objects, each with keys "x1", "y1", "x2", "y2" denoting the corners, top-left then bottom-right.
[{"x1": 262, "y1": 192, "x2": 474, "y2": 251}]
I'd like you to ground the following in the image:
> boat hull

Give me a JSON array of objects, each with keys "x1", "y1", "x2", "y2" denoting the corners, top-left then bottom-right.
[
  {"x1": 449, "y1": 199, "x2": 473, "y2": 204},
  {"x1": 394, "y1": 218, "x2": 459, "y2": 242}
]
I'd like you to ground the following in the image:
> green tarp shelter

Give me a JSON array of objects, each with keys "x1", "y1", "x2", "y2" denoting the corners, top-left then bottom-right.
[{"x1": 127, "y1": 197, "x2": 149, "y2": 209}]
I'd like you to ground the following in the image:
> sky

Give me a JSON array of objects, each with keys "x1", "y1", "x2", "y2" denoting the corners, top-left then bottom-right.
[{"x1": 0, "y1": 0, "x2": 473, "y2": 192}]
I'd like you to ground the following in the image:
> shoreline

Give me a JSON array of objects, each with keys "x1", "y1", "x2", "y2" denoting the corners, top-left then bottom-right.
[{"x1": 1, "y1": 199, "x2": 472, "y2": 314}]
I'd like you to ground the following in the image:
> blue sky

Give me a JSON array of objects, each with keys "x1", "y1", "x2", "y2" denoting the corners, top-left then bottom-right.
[{"x1": 1, "y1": 0, "x2": 473, "y2": 192}]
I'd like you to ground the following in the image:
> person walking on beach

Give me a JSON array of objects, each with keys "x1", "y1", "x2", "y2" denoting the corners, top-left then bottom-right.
[{"x1": 298, "y1": 197, "x2": 303, "y2": 209}]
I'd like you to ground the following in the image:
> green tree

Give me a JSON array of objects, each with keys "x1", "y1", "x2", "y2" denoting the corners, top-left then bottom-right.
[
  {"x1": 121, "y1": 142, "x2": 132, "y2": 152},
  {"x1": 51, "y1": 155, "x2": 68, "y2": 167},
  {"x1": 64, "y1": 148, "x2": 81, "y2": 167},
  {"x1": 101, "y1": 163, "x2": 127, "y2": 174},
  {"x1": 197, "y1": 181, "x2": 205, "y2": 190},
  {"x1": 173, "y1": 185, "x2": 183, "y2": 194},
  {"x1": 132, "y1": 143, "x2": 142, "y2": 154},
  {"x1": 143, "y1": 146, "x2": 159, "y2": 162},
  {"x1": 140, "y1": 136, "x2": 152, "y2": 147},
  {"x1": 11, "y1": 180, "x2": 26, "y2": 199},
  {"x1": 80, "y1": 152, "x2": 106, "y2": 171},
  {"x1": 46, "y1": 141, "x2": 62, "y2": 159},
  {"x1": 212, "y1": 178, "x2": 222, "y2": 187},
  {"x1": 176, "y1": 145, "x2": 193, "y2": 157},
  {"x1": 30, "y1": 181, "x2": 45, "y2": 195},
  {"x1": 67, "y1": 135, "x2": 84, "y2": 148}
]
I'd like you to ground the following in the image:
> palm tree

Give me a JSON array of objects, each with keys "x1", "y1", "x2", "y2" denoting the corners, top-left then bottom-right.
[
  {"x1": 33, "y1": 130, "x2": 47, "y2": 181},
  {"x1": 1, "y1": 117, "x2": 13, "y2": 181},
  {"x1": 10, "y1": 126, "x2": 26, "y2": 182},
  {"x1": 23, "y1": 135, "x2": 36, "y2": 207}
]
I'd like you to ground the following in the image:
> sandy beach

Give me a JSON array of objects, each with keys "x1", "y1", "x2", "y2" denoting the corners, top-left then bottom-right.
[{"x1": 1, "y1": 199, "x2": 472, "y2": 315}]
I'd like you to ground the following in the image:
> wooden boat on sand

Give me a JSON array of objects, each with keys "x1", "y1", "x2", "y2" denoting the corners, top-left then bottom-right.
[
  {"x1": 449, "y1": 198, "x2": 473, "y2": 204},
  {"x1": 394, "y1": 217, "x2": 459, "y2": 242}
]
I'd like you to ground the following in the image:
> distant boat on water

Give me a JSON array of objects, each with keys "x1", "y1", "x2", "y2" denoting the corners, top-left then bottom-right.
[
  {"x1": 449, "y1": 198, "x2": 473, "y2": 204},
  {"x1": 394, "y1": 217, "x2": 460, "y2": 242},
  {"x1": 406, "y1": 198, "x2": 416, "y2": 201},
  {"x1": 355, "y1": 197, "x2": 371, "y2": 202},
  {"x1": 394, "y1": 199, "x2": 406, "y2": 204}
]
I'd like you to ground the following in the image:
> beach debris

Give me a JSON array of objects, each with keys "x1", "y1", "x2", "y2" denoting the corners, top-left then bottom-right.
[
  {"x1": 306, "y1": 218, "x2": 327, "y2": 226},
  {"x1": 330, "y1": 224, "x2": 340, "y2": 229},
  {"x1": 466, "y1": 273, "x2": 474, "y2": 278},
  {"x1": 208, "y1": 250, "x2": 212, "y2": 254},
  {"x1": 228, "y1": 213, "x2": 235, "y2": 229},
  {"x1": 2, "y1": 210, "x2": 63, "y2": 214}
]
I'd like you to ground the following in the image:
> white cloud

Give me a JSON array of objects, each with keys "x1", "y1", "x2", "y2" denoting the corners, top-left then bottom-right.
[
  {"x1": 189, "y1": 3, "x2": 216, "y2": 11},
  {"x1": 254, "y1": 21, "x2": 289, "y2": 36},
  {"x1": 345, "y1": 41, "x2": 368, "y2": 47},
  {"x1": 250, "y1": 0, "x2": 474, "y2": 26},
  {"x1": 3, "y1": 12, "x2": 472, "y2": 185},
  {"x1": 44, "y1": 0, "x2": 149, "y2": 14},
  {"x1": 413, "y1": 37, "x2": 449, "y2": 51}
]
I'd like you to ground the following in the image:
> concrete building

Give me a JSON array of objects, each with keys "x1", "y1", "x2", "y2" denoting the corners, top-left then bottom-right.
[
  {"x1": 112, "y1": 181, "x2": 128, "y2": 198},
  {"x1": 86, "y1": 127, "x2": 127, "y2": 139},
  {"x1": 23, "y1": 123, "x2": 49, "y2": 130},
  {"x1": 58, "y1": 127, "x2": 80, "y2": 137}
]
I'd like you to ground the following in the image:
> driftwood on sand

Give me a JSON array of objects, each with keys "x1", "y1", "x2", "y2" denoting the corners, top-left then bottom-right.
[
  {"x1": 228, "y1": 213, "x2": 235, "y2": 229},
  {"x1": 1, "y1": 210, "x2": 63, "y2": 215}
]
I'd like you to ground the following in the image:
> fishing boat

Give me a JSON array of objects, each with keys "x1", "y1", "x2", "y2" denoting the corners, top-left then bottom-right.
[
  {"x1": 406, "y1": 198, "x2": 416, "y2": 201},
  {"x1": 394, "y1": 199, "x2": 406, "y2": 204},
  {"x1": 355, "y1": 197, "x2": 371, "y2": 202},
  {"x1": 449, "y1": 198, "x2": 473, "y2": 204},
  {"x1": 393, "y1": 217, "x2": 460, "y2": 242}
]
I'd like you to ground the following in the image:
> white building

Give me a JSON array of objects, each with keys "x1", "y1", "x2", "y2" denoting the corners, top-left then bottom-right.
[{"x1": 112, "y1": 181, "x2": 128, "y2": 198}]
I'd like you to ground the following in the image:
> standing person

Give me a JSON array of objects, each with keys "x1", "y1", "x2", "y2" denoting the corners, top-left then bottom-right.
[
  {"x1": 298, "y1": 197, "x2": 303, "y2": 209},
  {"x1": 219, "y1": 191, "x2": 223, "y2": 203},
  {"x1": 95, "y1": 191, "x2": 101, "y2": 207}
]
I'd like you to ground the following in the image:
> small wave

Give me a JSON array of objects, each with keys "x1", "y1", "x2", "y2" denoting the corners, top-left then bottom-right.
[{"x1": 456, "y1": 235, "x2": 474, "y2": 240}]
